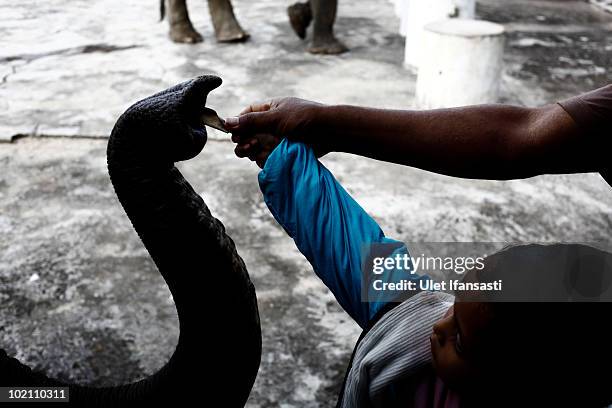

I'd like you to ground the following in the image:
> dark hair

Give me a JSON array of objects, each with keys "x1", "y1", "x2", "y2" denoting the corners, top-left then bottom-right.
[{"x1": 460, "y1": 244, "x2": 612, "y2": 407}]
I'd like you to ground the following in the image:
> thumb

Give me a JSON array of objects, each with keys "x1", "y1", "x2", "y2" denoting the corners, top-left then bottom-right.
[{"x1": 225, "y1": 111, "x2": 276, "y2": 135}]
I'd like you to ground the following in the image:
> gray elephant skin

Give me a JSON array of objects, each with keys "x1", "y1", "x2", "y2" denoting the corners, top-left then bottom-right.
[{"x1": 0, "y1": 76, "x2": 262, "y2": 406}]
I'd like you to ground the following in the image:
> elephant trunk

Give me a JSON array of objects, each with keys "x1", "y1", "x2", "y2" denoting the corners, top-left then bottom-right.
[{"x1": 0, "y1": 76, "x2": 261, "y2": 406}]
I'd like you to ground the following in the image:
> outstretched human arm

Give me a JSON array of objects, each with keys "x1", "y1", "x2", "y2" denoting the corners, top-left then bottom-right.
[
  {"x1": 227, "y1": 94, "x2": 607, "y2": 180},
  {"x1": 257, "y1": 138, "x2": 420, "y2": 329}
]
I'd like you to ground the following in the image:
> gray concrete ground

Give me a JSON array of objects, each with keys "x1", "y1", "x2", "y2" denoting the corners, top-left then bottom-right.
[{"x1": 1, "y1": 0, "x2": 612, "y2": 406}]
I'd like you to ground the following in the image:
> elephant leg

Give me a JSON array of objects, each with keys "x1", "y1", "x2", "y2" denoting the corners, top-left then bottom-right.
[
  {"x1": 167, "y1": 0, "x2": 203, "y2": 43},
  {"x1": 208, "y1": 0, "x2": 249, "y2": 43},
  {"x1": 309, "y1": 0, "x2": 348, "y2": 55},
  {"x1": 287, "y1": 1, "x2": 312, "y2": 40}
]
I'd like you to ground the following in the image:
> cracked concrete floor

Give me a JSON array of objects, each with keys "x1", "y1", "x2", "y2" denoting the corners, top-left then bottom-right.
[{"x1": 1, "y1": 0, "x2": 612, "y2": 406}]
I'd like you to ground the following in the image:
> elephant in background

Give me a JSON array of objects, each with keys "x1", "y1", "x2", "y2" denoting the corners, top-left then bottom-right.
[
  {"x1": 160, "y1": 0, "x2": 347, "y2": 55},
  {"x1": 160, "y1": 0, "x2": 249, "y2": 43},
  {"x1": 288, "y1": 0, "x2": 348, "y2": 54}
]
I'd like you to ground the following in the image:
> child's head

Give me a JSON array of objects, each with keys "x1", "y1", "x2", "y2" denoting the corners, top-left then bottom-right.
[{"x1": 429, "y1": 244, "x2": 612, "y2": 406}]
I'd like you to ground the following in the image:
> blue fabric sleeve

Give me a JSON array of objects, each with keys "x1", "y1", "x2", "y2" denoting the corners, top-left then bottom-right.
[{"x1": 258, "y1": 139, "x2": 420, "y2": 328}]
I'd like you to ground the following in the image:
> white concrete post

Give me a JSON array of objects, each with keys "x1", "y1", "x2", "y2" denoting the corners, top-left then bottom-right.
[
  {"x1": 394, "y1": 0, "x2": 402, "y2": 17},
  {"x1": 415, "y1": 19, "x2": 505, "y2": 109},
  {"x1": 453, "y1": 0, "x2": 476, "y2": 19},
  {"x1": 403, "y1": 0, "x2": 476, "y2": 68},
  {"x1": 399, "y1": 0, "x2": 410, "y2": 35}
]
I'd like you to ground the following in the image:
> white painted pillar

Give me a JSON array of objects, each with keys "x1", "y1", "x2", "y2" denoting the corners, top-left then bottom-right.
[
  {"x1": 453, "y1": 0, "x2": 476, "y2": 19},
  {"x1": 398, "y1": 0, "x2": 410, "y2": 35},
  {"x1": 397, "y1": 0, "x2": 411, "y2": 37},
  {"x1": 403, "y1": 0, "x2": 476, "y2": 68},
  {"x1": 415, "y1": 19, "x2": 505, "y2": 109},
  {"x1": 394, "y1": 0, "x2": 402, "y2": 17}
]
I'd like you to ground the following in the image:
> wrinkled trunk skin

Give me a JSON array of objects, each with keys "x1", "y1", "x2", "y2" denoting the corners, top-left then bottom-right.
[{"x1": 0, "y1": 75, "x2": 262, "y2": 406}]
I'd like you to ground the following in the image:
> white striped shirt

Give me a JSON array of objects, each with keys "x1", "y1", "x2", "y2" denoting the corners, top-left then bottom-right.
[{"x1": 342, "y1": 291, "x2": 455, "y2": 407}]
